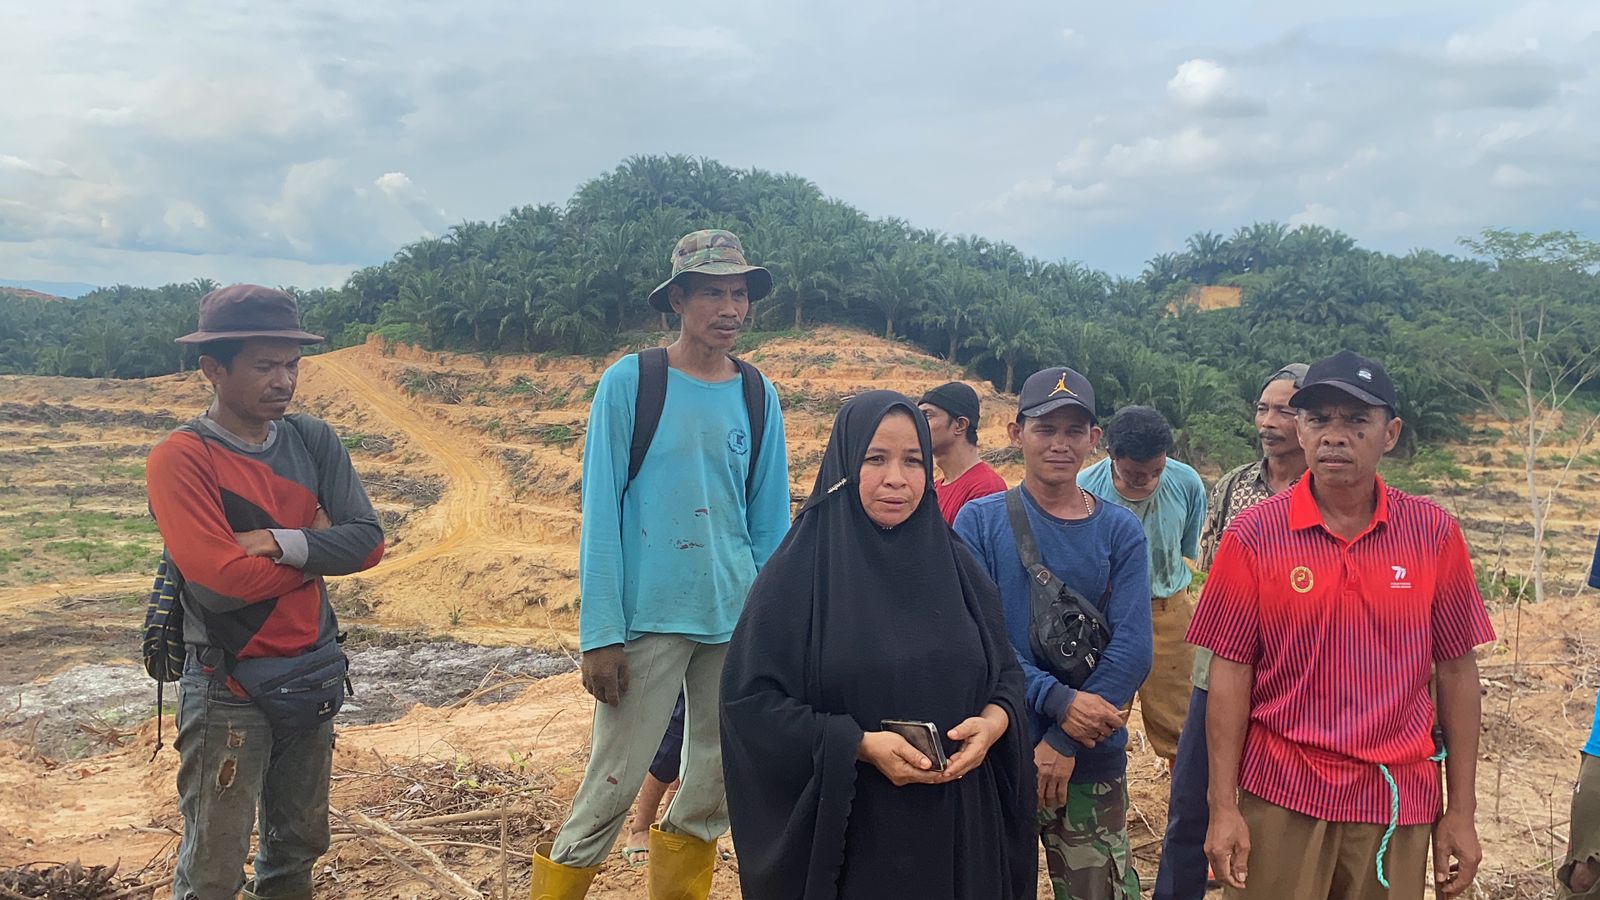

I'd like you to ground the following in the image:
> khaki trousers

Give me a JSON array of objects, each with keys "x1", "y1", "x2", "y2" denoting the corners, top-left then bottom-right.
[
  {"x1": 549, "y1": 634, "x2": 729, "y2": 867},
  {"x1": 1138, "y1": 588, "x2": 1196, "y2": 761},
  {"x1": 1559, "y1": 753, "x2": 1600, "y2": 898},
  {"x1": 1225, "y1": 792, "x2": 1431, "y2": 900}
]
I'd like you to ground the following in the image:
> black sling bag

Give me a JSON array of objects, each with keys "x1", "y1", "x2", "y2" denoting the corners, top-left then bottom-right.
[{"x1": 1004, "y1": 487, "x2": 1112, "y2": 689}]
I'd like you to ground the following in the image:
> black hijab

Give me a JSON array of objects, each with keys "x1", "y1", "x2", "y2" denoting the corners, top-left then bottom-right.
[{"x1": 721, "y1": 390, "x2": 1035, "y2": 900}]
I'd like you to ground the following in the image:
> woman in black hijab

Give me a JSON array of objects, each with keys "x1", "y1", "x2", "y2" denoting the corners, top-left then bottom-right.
[{"x1": 721, "y1": 390, "x2": 1036, "y2": 900}]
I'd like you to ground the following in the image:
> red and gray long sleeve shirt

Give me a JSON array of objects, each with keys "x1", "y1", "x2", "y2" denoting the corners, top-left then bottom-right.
[{"x1": 146, "y1": 413, "x2": 385, "y2": 664}]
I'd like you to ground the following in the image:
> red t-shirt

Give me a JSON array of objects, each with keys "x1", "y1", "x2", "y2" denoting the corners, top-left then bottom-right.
[
  {"x1": 1186, "y1": 475, "x2": 1495, "y2": 825},
  {"x1": 935, "y1": 461, "x2": 1008, "y2": 525}
]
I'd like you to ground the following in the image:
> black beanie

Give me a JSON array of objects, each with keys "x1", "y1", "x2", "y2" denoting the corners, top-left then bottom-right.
[{"x1": 919, "y1": 382, "x2": 981, "y2": 428}]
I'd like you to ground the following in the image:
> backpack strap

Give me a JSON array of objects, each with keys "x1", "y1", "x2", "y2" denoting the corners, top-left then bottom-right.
[
  {"x1": 734, "y1": 357, "x2": 766, "y2": 497},
  {"x1": 626, "y1": 348, "x2": 768, "y2": 498},
  {"x1": 628, "y1": 347, "x2": 670, "y2": 488},
  {"x1": 1004, "y1": 486, "x2": 1112, "y2": 634}
]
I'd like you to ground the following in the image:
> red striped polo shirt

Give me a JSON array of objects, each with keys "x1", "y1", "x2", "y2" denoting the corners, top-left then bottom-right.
[{"x1": 1186, "y1": 475, "x2": 1495, "y2": 825}]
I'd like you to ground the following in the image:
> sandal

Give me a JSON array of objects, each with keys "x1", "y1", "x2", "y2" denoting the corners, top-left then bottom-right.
[{"x1": 620, "y1": 839, "x2": 650, "y2": 868}]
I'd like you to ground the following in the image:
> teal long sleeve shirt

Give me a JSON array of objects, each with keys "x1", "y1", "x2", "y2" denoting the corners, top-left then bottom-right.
[
  {"x1": 1078, "y1": 456, "x2": 1206, "y2": 599},
  {"x1": 577, "y1": 354, "x2": 791, "y2": 651}
]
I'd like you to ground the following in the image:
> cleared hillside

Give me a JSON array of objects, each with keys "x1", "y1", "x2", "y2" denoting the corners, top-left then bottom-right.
[{"x1": 0, "y1": 326, "x2": 1596, "y2": 898}]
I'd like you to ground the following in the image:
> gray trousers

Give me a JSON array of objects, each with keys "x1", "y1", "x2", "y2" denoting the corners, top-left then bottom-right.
[
  {"x1": 172, "y1": 661, "x2": 332, "y2": 900},
  {"x1": 550, "y1": 634, "x2": 729, "y2": 867}
]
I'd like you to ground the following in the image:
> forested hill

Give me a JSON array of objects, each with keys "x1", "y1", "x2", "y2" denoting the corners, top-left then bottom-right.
[{"x1": 2, "y1": 154, "x2": 1597, "y2": 469}]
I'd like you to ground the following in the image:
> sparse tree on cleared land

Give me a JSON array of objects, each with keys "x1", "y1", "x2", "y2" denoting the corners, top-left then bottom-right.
[{"x1": 1450, "y1": 230, "x2": 1600, "y2": 608}]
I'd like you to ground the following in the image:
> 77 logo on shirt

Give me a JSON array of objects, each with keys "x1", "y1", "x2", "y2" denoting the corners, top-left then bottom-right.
[{"x1": 1391, "y1": 565, "x2": 1412, "y2": 589}]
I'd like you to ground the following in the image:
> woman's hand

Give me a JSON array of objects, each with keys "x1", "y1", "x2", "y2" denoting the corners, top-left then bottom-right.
[
  {"x1": 940, "y1": 704, "x2": 1009, "y2": 782},
  {"x1": 857, "y1": 731, "x2": 945, "y2": 787}
]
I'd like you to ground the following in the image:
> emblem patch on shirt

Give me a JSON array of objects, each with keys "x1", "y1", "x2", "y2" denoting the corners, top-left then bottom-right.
[
  {"x1": 1290, "y1": 565, "x2": 1315, "y2": 593},
  {"x1": 1390, "y1": 565, "x2": 1412, "y2": 589},
  {"x1": 726, "y1": 428, "x2": 749, "y2": 455}
]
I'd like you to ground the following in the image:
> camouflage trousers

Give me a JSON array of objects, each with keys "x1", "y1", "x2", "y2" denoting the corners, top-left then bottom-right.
[{"x1": 1038, "y1": 777, "x2": 1140, "y2": 900}]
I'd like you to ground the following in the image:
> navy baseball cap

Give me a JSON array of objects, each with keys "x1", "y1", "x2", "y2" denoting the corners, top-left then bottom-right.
[
  {"x1": 1290, "y1": 351, "x2": 1397, "y2": 411},
  {"x1": 1017, "y1": 367, "x2": 1097, "y2": 423}
]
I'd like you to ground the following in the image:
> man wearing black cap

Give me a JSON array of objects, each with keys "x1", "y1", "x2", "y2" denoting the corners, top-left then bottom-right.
[
  {"x1": 919, "y1": 381, "x2": 1007, "y2": 524},
  {"x1": 147, "y1": 285, "x2": 386, "y2": 900},
  {"x1": 1189, "y1": 351, "x2": 1494, "y2": 900},
  {"x1": 1154, "y1": 362, "x2": 1307, "y2": 900},
  {"x1": 955, "y1": 366, "x2": 1153, "y2": 898}
]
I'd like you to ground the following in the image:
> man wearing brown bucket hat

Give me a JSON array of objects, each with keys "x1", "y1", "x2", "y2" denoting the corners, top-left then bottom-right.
[
  {"x1": 147, "y1": 285, "x2": 386, "y2": 899},
  {"x1": 531, "y1": 230, "x2": 791, "y2": 899}
]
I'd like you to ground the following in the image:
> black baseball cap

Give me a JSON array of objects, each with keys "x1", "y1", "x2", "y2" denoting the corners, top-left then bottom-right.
[
  {"x1": 1290, "y1": 350, "x2": 1397, "y2": 411},
  {"x1": 1017, "y1": 367, "x2": 1097, "y2": 423}
]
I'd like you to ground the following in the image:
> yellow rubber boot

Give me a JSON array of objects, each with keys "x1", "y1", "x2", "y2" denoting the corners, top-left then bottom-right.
[
  {"x1": 529, "y1": 841, "x2": 600, "y2": 900},
  {"x1": 647, "y1": 825, "x2": 716, "y2": 900}
]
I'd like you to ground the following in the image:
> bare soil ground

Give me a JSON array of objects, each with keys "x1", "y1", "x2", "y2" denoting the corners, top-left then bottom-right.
[{"x1": 0, "y1": 326, "x2": 1596, "y2": 898}]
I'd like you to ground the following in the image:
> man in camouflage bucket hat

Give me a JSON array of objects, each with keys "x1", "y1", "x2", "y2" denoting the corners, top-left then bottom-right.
[
  {"x1": 530, "y1": 230, "x2": 790, "y2": 900},
  {"x1": 646, "y1": 229, "x2": 773, "y2": 312}
]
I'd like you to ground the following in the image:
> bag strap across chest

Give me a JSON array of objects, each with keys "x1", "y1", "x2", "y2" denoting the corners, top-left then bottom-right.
[{"x1": 1004, "y1": 487, "x2": 1112, "y2": 635}]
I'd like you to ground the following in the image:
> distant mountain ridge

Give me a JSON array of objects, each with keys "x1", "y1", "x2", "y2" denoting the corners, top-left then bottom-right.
[{"x1": 0, "y1": 279, "x2": 99, "y2": 299}]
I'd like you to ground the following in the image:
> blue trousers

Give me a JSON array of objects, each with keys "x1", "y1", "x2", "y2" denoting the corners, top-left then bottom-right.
[
  {"x1": 171, "y1": 660, "x2": 333, "y2": 900},
  {"x1": 648, "y1": 692, "x2": 687, "y2": 783},
  {"x1": 1153, "y1": 687, "x2": 1210, "y2": 900}
]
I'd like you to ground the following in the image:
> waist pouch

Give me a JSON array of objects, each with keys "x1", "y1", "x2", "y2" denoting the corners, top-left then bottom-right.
[
  {"x1": 228, "y1": 640, "x2": 348, "y2": 733},
  {"x1": 1004, "y1": 487, "x2": 1111, "y2": 689}
]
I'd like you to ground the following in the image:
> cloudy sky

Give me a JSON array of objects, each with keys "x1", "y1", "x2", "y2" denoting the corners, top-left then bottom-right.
[{"x1": 3, "y1": 1, "x2": 1598, "y2": 289}]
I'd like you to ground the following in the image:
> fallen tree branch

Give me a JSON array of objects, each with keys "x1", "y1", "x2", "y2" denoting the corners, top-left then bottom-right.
[
  {"x1": 335, "y1": 806, "x2": 483, "y2": 899},
  {"x1": 354, "y1": 806, "x2": 543, "y2": 829},
  {"x1": 415, "y1": 839, "x2": 532, "y2": 862},
  {"x1": 330, "y1": 806, "x2": 480, "y2": 899},
  {"x1": 105, "y1": 875, "x2": 174, "y2": 899}
]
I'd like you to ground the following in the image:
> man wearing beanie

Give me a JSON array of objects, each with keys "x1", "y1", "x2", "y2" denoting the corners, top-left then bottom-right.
[{"x1": 919, "y1": 381, "x2": 1007, "y2": 524}]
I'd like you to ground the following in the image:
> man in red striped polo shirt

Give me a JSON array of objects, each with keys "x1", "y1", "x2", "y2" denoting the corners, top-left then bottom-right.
[{"x1": 1189, "y1": 350, "x2": 1495, "y2": 900}]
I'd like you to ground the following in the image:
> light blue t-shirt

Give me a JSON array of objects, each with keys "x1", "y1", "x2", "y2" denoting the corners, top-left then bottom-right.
[
  {"x1": 577, "y1": 355, "x2": 791, "y2": 651},
  {"x1": 1079, "y1": 456, "x2": 1206, "y2": 598}
]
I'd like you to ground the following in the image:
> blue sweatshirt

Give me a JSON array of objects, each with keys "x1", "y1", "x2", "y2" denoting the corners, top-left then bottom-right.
[
  {"x1": 577, "y1": 355, "x2": 791, "y2": 651},
  {"x1": 954, "y1": 485, "x2": 1153, "y2": 783}
]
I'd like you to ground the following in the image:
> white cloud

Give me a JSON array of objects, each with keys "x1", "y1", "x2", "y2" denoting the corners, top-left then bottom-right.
[
  {"x1": 1051, "y1": 182, "x2": 1110, "y2": 206},
  {"x1": 375, "y1": 172, "x2": 415, "y2": 196},
  {"x1": 1103, "y1": 127, "x2": 1226, "y2": 178},
  {"x1": 616, "y1": 25, "x2": 753, "y2": 59},
  {"x1": 1288, "y1": 203, "x2": 1340, "y2": 227},
  {"x1": 375, "y1": 171, "x2": 449, "y2": 234},
  {"x1": 1167, "y1": 59, "x2": 1231, "y2": 109},
  {"x1": 1166, "y1": 59, "x2": 1265, "y2": 117},
  {"x1": 1489, "y1": 163, "x2": 1549, "y2": 189},
  {"x1": 0, "y1": 155, "x2": 75, "y2": 178},
  {"x1": 0, "y1": 0, "x2": 1597, "y2": 286}
]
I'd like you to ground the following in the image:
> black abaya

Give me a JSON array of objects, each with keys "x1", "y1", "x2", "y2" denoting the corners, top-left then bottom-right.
[{"x1": 721, "y1": 390, "x2": 1036, "y2": 900}]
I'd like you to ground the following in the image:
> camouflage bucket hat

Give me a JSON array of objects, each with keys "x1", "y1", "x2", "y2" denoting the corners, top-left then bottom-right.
[{"x1": 647, "y1": 229, "x2": 773, "y2": 312}]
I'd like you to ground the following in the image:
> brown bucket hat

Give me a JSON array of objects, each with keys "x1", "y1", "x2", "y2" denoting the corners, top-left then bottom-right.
[
  {"x1": 175, "y1": 284, "x2": 324, "y2": 345},
  {"x1": 647, "y1": 229, "x2": 773, "y2": 312}
]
